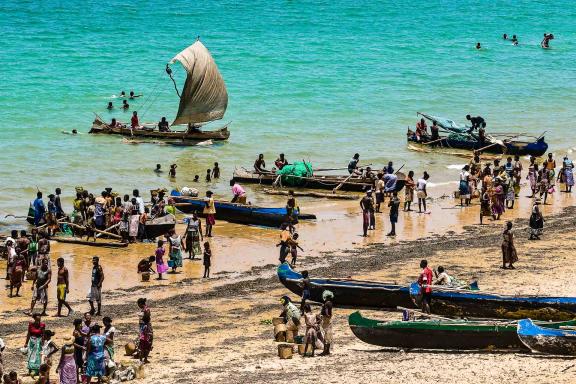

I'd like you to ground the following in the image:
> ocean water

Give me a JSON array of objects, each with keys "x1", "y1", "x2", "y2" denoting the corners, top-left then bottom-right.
[{"x1": 1, "y1": 0, "x2": 575, "y2": 227}]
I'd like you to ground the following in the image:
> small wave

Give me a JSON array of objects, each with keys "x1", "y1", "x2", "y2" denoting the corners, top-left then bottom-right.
[{"x1": 446, "y1": 164, "x2": 465, "y2": 170}]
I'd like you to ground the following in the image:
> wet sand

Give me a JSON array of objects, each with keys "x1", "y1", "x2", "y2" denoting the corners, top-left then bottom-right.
[{"x1": 1, "y1": 176, "x2": 576, "y2": 383}]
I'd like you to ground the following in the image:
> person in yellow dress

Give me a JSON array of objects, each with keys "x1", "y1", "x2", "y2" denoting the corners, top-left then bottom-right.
[{"x1": 203, "y1": 191, "x2": 216, "y2": 237}]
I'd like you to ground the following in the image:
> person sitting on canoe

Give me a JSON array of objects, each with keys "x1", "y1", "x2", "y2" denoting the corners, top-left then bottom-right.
[
  {"x1": 131, "y1": 111, "x2": 140, "y2": 129},
  {"x1": 275, "y1": 153, "x2": 289, "y2": 170},
  {"x1": 348, "y1": 153, "x2": 360, "y2": 174},
  {"x1": 158, "y1": 117, "x2": 170, "y2": 132},
  {"x1": 430, "y1": 121, "x2": 440, "y2": 142},
  {"x1": 231, "y1": 181, "x2": 247, "y2": 204},
  {"x1": 434, "y1": 266, "x2": 452, "y2": 286},
  {"x1": 415, "y1": 118, "x2": 428, "y2": 141},
  {"x1": 466, "y1": 114, "x2": 485, "y2": 133},
  {"x1": 108, "y1": 118, "x2": 125, "y2": 129},
  {"x1": 187, "y1": 123, "x2": 201, "y2": 132},
  {"x1": 254, "y1": 154, "x2": 268, "y2": 173}
]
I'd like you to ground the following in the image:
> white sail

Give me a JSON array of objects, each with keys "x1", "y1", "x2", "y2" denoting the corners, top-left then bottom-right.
[{"x1": 170, "y1": 41, "x2": 228, "y2": 125}]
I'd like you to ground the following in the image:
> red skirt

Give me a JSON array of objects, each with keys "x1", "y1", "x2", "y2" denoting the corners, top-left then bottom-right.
[{"x1": 206, "y1": 214, "x2": 216, "y2": 225}]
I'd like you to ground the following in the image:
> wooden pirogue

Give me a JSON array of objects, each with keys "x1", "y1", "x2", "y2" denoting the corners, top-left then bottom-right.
[
  {"x1": 278, "y1": 264, "x2": 576, "y2": 320},
  {"x1": 517, "y1": 319, "x2": 576, "y2": 355},
  {"x1": 349, "y1": 311, "x2": 576, "y2": 351},
  {"x1": 232, "y1": 169, "x2": 406, "y2": 193},
  {"x1": 170, "y1": 192, "x2": 316, "y2": 227}
]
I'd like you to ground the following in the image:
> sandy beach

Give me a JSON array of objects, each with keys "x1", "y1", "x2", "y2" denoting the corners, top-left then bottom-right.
[{"x1": 1, "y1": 177, "x2": 576, "y2": 384}]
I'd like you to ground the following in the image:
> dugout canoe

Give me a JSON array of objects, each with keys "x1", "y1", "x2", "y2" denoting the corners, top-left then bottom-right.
[
  {"x1": 144, "y1": 214, "x2": 176, "y2": 239},
  {"x1": 277, "y1": 263, "x2": 414, "y2": 309},
  {"x1": 517, "y1": 319, "x2": 576, "y2": 355},
  {"x1": 52, "y1": 237, "x2": 128, "y2": 248},
  {"x1": 90, "y1": 116, "x2": 230, "y2": 142},
  {"x1": 232, "y1": 169, "x2": 406, "y2": 193},
  {"x1": 349, "y1": 311, "x2": 576, "y2": 351},
  {"x1": 409, "y1": 283, "x2": 576, "y2": 321},
  {"x1": 170, "y1": 193, "x2": 316, "y2": 227}
]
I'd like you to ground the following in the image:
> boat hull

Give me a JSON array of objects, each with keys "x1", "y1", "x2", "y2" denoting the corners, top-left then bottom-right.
[
  {"x1": 171, "y1": 195, "x2": 316, "y2": 227},
  {"x1": 232, "y1": 169, "x2": 406, "y2": 193},
  {"x1": 277, "y1": 263, "x2": 414, "y2": 309},
  {"x1": 407, "y1": 135, "x2": 548, "y2": 157},
  {"x1": 349, "y1": 312, "x2": 576, "y2": 351},
  {"x1": 410, "y1": 283, "x2": 576, "y2": 321},
  {"x1": 89, "y1": 117, "x2": 230, "y2": 142},
  {"x1": 144, "y1": 214, "x2": 176, "y2": 239},
  {"x1": 517, "y1": 319, "x2": 576, "y2": 355}
]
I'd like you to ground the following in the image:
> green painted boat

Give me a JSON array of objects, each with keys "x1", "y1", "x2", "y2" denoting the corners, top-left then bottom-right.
[{"x1": 349, "y1": 311, "x2": 576, "y2": 351}]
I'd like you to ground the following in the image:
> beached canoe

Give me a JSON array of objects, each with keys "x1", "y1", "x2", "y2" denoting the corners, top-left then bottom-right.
[
  {"x1": 232, "y1": 169, "x2": 406, "y2": 193},
  {"x1": 349, "y1": 311, "x2": 576, "y2": 351},
  {"x1": 52, "y1": 237, "x2": 128, "y2": 248},
  {"x1": 170, "y1": 193, "x2": 316, "y2": 227},
  {"x1": 517, "y1": 319, "x2": 576, "y2": 355},
  {"x1": 409, "y1": 283, "x2": 576, "y2": 321},
  {"x1": 144, "y1": 214, "x2": 176, "y2": 239},
  {"x1": 277, "y1": 263, "x2": 414, "y2": 309}
]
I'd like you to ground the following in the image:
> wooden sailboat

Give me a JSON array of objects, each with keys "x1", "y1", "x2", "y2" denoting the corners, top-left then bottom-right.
[{"x1": 90, "y1": 40, "x2": 230, "y2": 144}]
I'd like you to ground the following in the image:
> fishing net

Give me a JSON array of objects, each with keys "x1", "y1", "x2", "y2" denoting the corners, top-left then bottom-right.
[
  {"x1": 276, "y1": 161, "x2": 313, "y2": 186},
  {"x1": 447, "y1": 133, "x2": 473, "y2": 141}
]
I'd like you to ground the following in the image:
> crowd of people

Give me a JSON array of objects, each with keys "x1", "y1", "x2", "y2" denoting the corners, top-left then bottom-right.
[{"x1": 0, "y1": 298, "x2": 153, "y2": 384}]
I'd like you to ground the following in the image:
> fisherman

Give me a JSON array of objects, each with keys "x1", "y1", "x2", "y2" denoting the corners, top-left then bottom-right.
[
  {"x1": 360, "y1": 190, "x2": 374, "y2": 237},
  {"x1": 466, "y1": 114, "x2": 485, "y2": 133},
  {"x1": 158, "y1": 117, "x2": 170, "y2": 132},
  {"x1": 387, "y1": 191, "x2": 400, "y2": 236},
  {"x1": 275, "y1": 153, "x2": 289, "y2": 170},
  {"x1": 231, "y1": 180, "x2": 247, "y2": 203},
  {"x1": 348, "y1": 153, "x2": 360, "y2": 174},
  {"x1": 122, "y1": 100, "x2": 129, "y2": 110},
  {"x1": 107, "y1": 102, "x2": 113, "y2": 110},
  {"x1": 385, "y1": 161, "x2": 394, "y2": 175},
  {"x1": 416, "y1": 172, "x2": 430, "y2": 213},
  {"x1": 27, "y1": 258, "x2": 51, "y2": 316},
  {"x1": 383, "y1": 169, "x2": 398, "y2": 193},
  {"x1": 33, "y1": 192, "x2": 46, "y2": 227},
  {"x1": 54, "y1": 188, "x2": 64, "y2": 218},
  {"x1": 478, "y1": 122, "x2": 486, "y2": 144},
  {"x1": 430, "y1": 120, "x2": 440, "y2": 141},
  {"x1": 131, "y1": 111, "x2": 139, "y2": 129},
  {"x1": 415, "y1": 118, "x2": 427, "y2": 140},
  {"x1": 55, "y1": 258, "x2": 73, "y2": 317},
  {"x1": 434, "y1": 266, "x2": 452, "y2": 286},
  {"x1": 187, "y1": 122, "x2": 201, "y2": 132},
  {"x1": 88, "y1": 256, "x2": 104, "y2": 316},
  {"x1": 418, "y1": 259, "x2": 433, "y2": 314},
  {"x1": 254, "y1": 154, "x2": 267, "y2": 173},
  {"x1": 280, "y1": 296, "x2": 301, "y2": 337}
]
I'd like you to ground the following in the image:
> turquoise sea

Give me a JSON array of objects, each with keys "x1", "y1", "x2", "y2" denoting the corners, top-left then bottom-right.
[{"x1": 1, "y1": 0, "x2": 575, "y2": 227}]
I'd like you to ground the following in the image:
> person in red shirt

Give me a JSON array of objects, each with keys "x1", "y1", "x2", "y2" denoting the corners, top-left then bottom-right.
[
  {"x1": 418, "y1": 259, "x2": 433, "y2": 314},
  {"x1": 131, "y1": 111, "x2": 140, "y2": 129}
]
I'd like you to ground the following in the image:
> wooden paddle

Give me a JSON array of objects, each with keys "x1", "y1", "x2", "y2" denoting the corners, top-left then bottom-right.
[
  {"x1": 66, "y1": 222, "x2": 122, "y2": 240},
  {"x1": 332, "y1": 172, "x2": 356, "y2": 193}
]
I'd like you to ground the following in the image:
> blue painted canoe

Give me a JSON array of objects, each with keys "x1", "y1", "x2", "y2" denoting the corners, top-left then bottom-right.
[
  {"x1": 517, "y1": 319, "x2": 576, "y2": 355},
  {"x1": 277, "y1": 263, "x2": 414, "y2": 309},
  {"x1": 409, "y1": 283, "x2": 576, "y2": 321},
  {"x1": 171, "y1": 192, "x2": 316, "y2": 228}
]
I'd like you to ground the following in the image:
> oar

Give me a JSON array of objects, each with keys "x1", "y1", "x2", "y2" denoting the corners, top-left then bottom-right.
[
  {"x1": 476, "y1": 133, "x2": 523, "y2": 153},
  {"x1": 333, "y1": 173, "x2": 356, "y2": 193},
  {"x1": 66, "y1": 222, "x2": 122, "y2": 240},
  {"x1": 314, "y1": 163, "x2": 373, "y2": 172},
  {"x1": 421, "y1": 137, "x2": 445, "y2": 146}
]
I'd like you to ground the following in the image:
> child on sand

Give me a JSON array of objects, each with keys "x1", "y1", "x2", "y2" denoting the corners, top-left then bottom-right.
[
  {"x1": 289, "y1": 233, "x2": 303, "y2": 267},
  {"x1": 138, "y1": 315, "x2": 153, "y2": 364},
  {"x1": 155, "y1": 240, "x2": 168, "y2": 280},
  {"x1": 203, "y1": 242, "x2": 211, "y2": 278}
]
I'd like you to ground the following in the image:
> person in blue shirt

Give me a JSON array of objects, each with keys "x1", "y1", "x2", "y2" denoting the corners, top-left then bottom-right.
[{"x1": 33, "y1": 192, "x2": 46, "y2": 226}]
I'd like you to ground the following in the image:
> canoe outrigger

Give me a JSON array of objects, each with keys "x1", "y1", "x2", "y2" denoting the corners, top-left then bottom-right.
[
  {"x1": 407, "y1": 112, "x2": 548, "y2": 157},
  {"x1": 90, "y1": 39, "x2": 230, "y2": 144}
]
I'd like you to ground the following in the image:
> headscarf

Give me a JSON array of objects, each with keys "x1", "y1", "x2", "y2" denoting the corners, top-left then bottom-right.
[{"x1": 322, "y1": 290, "x2": 334, "y2": 301}]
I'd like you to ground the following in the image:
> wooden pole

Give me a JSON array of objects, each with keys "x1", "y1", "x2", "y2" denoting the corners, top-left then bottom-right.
[
  {"x1": 95, "y1": 223, "x2": 121, "y2": 238},
  {"x1": 333, "y1": 173, "x2": 356, "y2": 193},
  {"x1": 263, "y1": 189, "x2": 357, "y2": 200},
  {"x1": 421, "y1": 137, "x2": 445, "y2": 146},
  {"x1": 66, "y1": 222, "x2": 122, "y2": 240}
]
